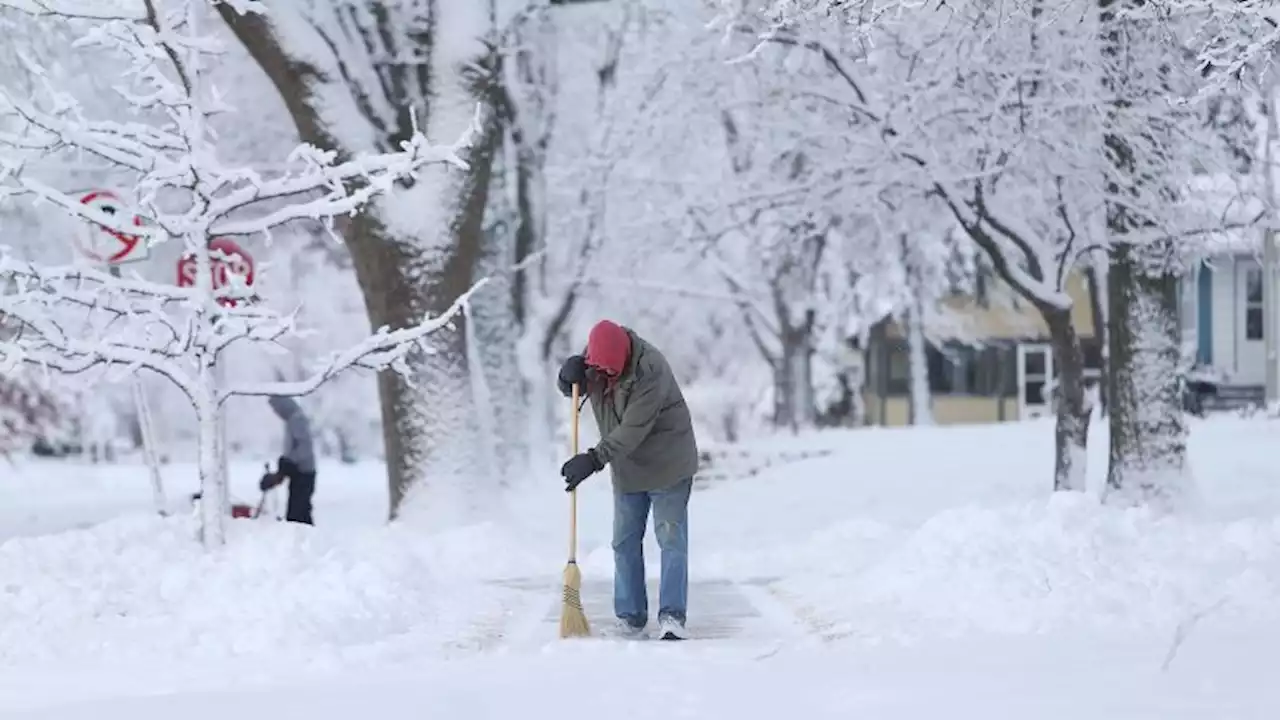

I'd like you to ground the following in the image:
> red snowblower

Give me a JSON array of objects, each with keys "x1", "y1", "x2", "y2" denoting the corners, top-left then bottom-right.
[{"x1": 189, "y1": 463, "x2": 282, "y2": 520}]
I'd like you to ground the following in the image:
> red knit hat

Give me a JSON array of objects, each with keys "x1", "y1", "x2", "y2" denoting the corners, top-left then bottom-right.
[{"x1": 585, "y1": 320, "x2": 631, "y2": 377}]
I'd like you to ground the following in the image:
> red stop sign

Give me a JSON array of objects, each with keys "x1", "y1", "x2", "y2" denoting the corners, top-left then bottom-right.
[{"x1": 176, "y1": 237, "x2": 255, "y2": 307}]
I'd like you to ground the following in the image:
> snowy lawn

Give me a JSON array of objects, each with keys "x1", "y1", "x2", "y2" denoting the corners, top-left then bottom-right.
[
  {"x1": 0, "y1": 457, "x2": 391, "y2": 541},
  {"x1": 3, "y1": 415, "x2": 1280, "y2": 717}
]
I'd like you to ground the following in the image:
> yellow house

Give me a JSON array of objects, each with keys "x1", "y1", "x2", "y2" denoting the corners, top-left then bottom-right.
[{"x1": 863, "y1": 271, "x2": 1102, "y2": 426}]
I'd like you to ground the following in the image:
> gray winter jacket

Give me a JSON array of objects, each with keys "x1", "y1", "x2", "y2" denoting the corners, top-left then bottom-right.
[
  {"x1": 268, "y1": 395, "x2": 315, "y2": 474},
  {"x1": 584, "y1": 329, "x2": 699, "y2": 494}
]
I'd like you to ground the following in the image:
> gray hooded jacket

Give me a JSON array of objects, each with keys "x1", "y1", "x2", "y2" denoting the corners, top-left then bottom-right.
[
  {"x1": 268, "y1": 395, "x2": 315, "y2": 474},
  {"x1": 583, "y1": 329, "x2": 699, "y2": 494}
]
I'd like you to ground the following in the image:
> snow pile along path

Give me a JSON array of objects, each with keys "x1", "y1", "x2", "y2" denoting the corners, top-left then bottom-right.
[
  {"x1": 0, "y1": 513, "x2": 545, "y2": 674},
  {"x1": 682, "y1": 418, "x2": 1280, "y2": 644},
  {"x1": 835, "y1": 494, "x2": 1280, "y2": 639},
  {"x1": 5, "y1": 415, "x2": 1280, "y2": 715}
]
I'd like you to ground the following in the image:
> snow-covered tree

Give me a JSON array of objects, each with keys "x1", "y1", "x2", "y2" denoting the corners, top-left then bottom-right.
[
  {"x1": 0, "y1": 0, "x2": 483, "y2": 547},
  {"x1": 218, "y1": 1, "x2": 507, "y2": 520},
  {"x1": 715, "y1": 0, "x2": 1261, "y2": 500},
  {"x1": 1098, "y1": 0, "x2": 1187, "y2": 506},
  {"x1": 496, "y1": 1, "x2": 567, "y2": 473},
  {"x1": 516, "y1": 0, "x2": 700, "y2": 459}
]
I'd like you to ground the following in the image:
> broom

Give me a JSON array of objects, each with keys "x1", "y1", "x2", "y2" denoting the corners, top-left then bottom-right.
[{"x1": 559, "y1": 381, "x2": 591, "y2": 638}]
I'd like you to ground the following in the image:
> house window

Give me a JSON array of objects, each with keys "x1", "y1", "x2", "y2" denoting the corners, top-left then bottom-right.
[
  {"x1": 883, "y1": 341, "x2": 1022, "y2": 397},
  {"x1": 924, "y1": 343, "x2": 1012, "y2": 396},
  {"x1": 886, "y1": 341, "x2": 909, "y2": 395},
  {"x1": 1081, "y1": 338, "x2": 1103, "y2": 370},
  {"x1": 927, "y1": 345, "x2": 956, "y2": 393},
  {"x1": 1246, "y1": 267, "x2": 1263, "y2": 340},
  {"x1": 956, "y1": 346, "x2": 982, "y2": 393}
]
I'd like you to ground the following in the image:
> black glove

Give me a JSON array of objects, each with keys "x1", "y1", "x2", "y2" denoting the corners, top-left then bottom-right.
[
  {"x1": 561, "y1": 449, "x2": 603, "y2": 492},
  {"x1": 259, "y1": 472, "x2": 284, "y2": 491},
  {"x1": 276, "y1": 455, "x2": 298, "y2": 477},
  {"x1": 557, "y1": 354, "x2": 588, "y2": 398}
]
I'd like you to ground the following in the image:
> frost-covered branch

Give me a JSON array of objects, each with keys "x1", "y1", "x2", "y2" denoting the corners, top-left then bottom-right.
[
  {"x1": 1, "y1": 15, "x2": 479, "y2": 246},
  {"x1": 0, "y1": 0, "x2": 140, "y2": 20},
  {"x1": 715, "y1": 0, "x2": 1280, "y2": 98},
  {"x1": 0, "y1": 0, "x2": 492, "y2": 547},
  {"x1": 207, "y1": 112, "x2": 480, "y2": 235},
  {"x1": 0, "y1": 250, "x2": 289, "y2": 389},
  {"x1": 0, "y1": 264, "x2": 198, "y2": 398},
  {"x1": 226, "y1": 277, "x2": 492, "y2": 402},
  {"x1": 225, "y1": 250, "x2": 546, "y2": 402}
]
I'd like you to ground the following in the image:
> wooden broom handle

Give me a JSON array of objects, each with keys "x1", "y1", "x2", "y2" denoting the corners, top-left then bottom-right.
[{"x1": 569, "y1": 381, "x2": 580, "y2": 562}]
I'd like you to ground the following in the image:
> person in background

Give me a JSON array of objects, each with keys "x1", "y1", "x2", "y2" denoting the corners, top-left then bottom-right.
[
  {"x1": 261, "y1": 395, "x2": 316, "y2": 525},
  {"x1": 557, "y1": 319, "x2": 700, "y2": 640}
]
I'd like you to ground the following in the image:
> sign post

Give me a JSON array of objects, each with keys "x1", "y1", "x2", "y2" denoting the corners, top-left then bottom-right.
[
  {"x1": 75, "y1": 189, "x2": 167, "y2": 515},
  {"x1": 176, "y1": 237, "x2": 256, "y2": 513}
]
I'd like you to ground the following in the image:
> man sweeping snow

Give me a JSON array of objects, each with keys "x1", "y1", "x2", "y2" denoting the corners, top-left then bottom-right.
[
  {"x1": 261, "y1": 395, "x2": 316, "y2": 525},
  {"x1": 557, "y1": 320, "x2": 699, "y2": 640}
]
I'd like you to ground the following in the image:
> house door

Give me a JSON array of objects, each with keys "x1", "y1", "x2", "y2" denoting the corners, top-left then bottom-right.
[
  {"x1": 1016, "y1": 343, "x2": 1053, "y2": 419},
  {"x1": 1235, "y1": 259, "x2": 1265, "y2": 384}
]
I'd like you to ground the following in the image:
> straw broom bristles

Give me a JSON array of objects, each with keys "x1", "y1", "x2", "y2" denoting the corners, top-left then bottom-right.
[{"x1": 559, "y1": 559, "x2": 590, "y2": 638}]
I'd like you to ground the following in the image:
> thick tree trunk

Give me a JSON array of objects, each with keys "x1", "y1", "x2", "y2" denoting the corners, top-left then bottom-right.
[
  {"x1": 499, "y1": 9, "x2": 563, "y2": 473},
  {"x1": 818, "y1": 337, "x2": 867, "y2": 428},
  {"x1": 771, "y1": 321, "x2": 816, "y2": 431},
  {"x1": 219, "y1": 3, "x2": 500, "y2": 521},
  {"x1": 1105, "y1": 243, "x2": 1190, "y2": 507},
  {"x1": 470, "y1": 136, "x2": 526, "y2": 484},
  {"x1": 1100, "y1": 0, "x2": 1191, "y2": 509},
  {"x1": 1044, "y1": 308, "x2": 1090, "y2": 492},
  {"x1": 770, "y1": 361, "x2": 795, "y2": 431},
  {"x1": 347, "y1": 153, "x2": 496, "y2": 518},
  {"x1": 904, "y1": 299, "x2": 934, "y2": 426},
  {"x1": 897, "y1": 233, "x2": 933, "y2": 425},
  {"x1": 1085, "y1": 261, "x2": 1109, "y2": 415},
  {"x1": 345, "y1": 138, "x2": 500, "y2": 521}
]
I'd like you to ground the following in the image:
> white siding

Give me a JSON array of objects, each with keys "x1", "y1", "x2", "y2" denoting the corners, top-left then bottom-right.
[
  {"x1": 1180, "y1": 268, "x2": 1197, "y2": 350},
  {"x1": 1211, "y1": 256, "x2": 1238, "y2": 375}
]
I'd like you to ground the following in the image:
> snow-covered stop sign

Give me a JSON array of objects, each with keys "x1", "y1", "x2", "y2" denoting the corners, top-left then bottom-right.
[
  {"x1": 76, "y1": 190, "x2": 149, "y2": 265},
  {"x1": 176, "y1": 237, "x2": 255, "y2": 308}
]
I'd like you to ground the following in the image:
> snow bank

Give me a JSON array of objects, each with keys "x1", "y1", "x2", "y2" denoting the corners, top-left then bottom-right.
[
  {"x1": 773, "y1": 494, "x2": 1280, "y2": 642},
  {"x1": 689, "y1": 416, "x2": 1280, "y2": 642},
  {"x1": 0, "y1": 513, "x2": 543, "y2": 671},
  {"x1": 7, "y1": 414, "x2": 1280, "y2": 674}
]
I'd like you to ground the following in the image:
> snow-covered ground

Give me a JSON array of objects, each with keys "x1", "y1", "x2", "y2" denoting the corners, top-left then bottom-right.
[{"x1": 3, "y1": 415, "x2": 1280, "y2": 718}]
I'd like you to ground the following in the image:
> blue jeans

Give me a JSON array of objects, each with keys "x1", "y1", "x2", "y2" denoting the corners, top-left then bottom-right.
[{"x1": 612, "y1": 477, "x2": 692, "y2": 628}]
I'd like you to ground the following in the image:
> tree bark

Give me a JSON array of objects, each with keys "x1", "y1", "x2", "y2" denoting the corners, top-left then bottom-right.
[
  {"x1": 1105, "y1": 243, "x2": 1189, "y2": 506},
  {"x1": 900, "y1": 234, "x2": 933, "y2": 426},
  {"x1": 1045, "y1": 307, "x2": 1090, "y2": 491},
  {"x1": 904, "y1": 297, "x2": 933, "y2": 426},
  {"x1": 470, "y1": 131, "x2": 526, "y2": 484},
  {"x1": 500, "y1": 10, "x2": 559, "y2": 473},
  {"x1": 218, "y1": 3, "x2": 500, "y2": 520},
  {"x1": 1084, "y1": 261, "x2": 1109, "y2": 415},
  {"x1": 1099, "y1": 0, "x2": 1191, "y2": 508},
  {"x1": 771, "y1": 319, "x2": 816, "y2": 431}
]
